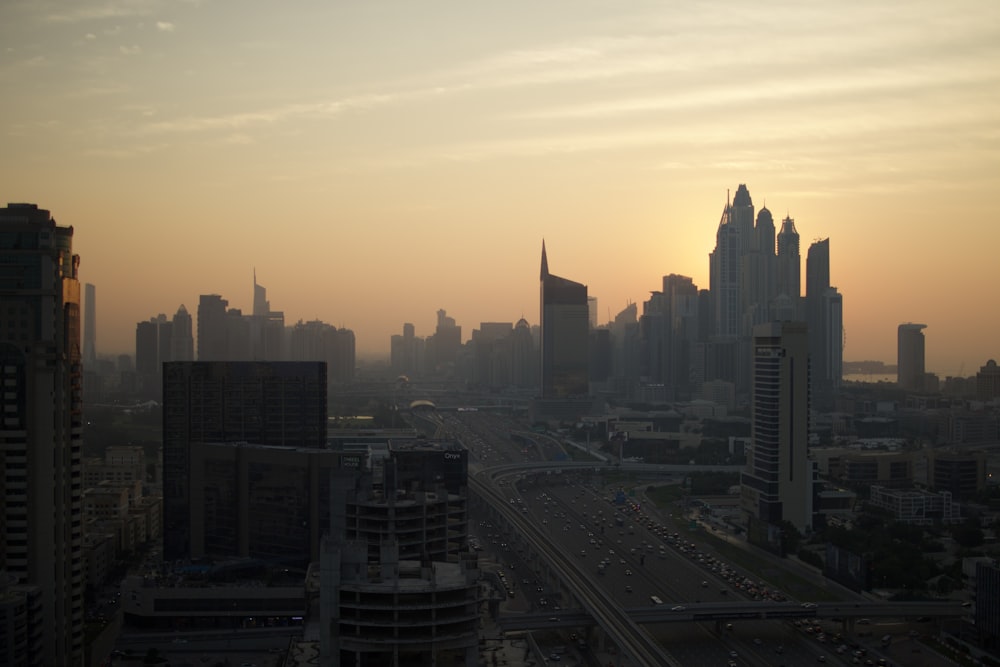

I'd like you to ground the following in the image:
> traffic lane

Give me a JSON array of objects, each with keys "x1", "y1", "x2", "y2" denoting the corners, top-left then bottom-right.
[
  {"x1": 545, "y1": 481, "x2": 836, "y2": 663},
  {"x1": 546, "y1": 483, "x2": 723, "y2": 606}
]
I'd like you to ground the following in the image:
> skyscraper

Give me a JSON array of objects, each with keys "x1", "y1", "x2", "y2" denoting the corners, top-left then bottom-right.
[
  {"x1": 428, "y1": 308, "x2": 462, "y2": 371},
  {"x1": 83, "y1": 282, "x2": 97, "y2": 365},
  {"x1": 170, "y1": 304, "x2": 194, "y2": 361},
  {"x1": 197, "y1": 294, "x2": 229, "y2": 361},
  {"x1": 539, "y1": 241, "x2": 589, "y2": 398},
  {"x1": 253, "y1": 269, "x2": 269, "y2": 317},
  {"x1": 898, "y1": 323, "x2": 927, "y2": 392},
  {"x1": 639, "y1": 274, "x2": 700, "y2": 400},
  {"x1": 742, "y1": 206, "x2": 776, "y2": 329},
  {"x1": 162, "y1": 361, "x2": 328, "y2": 560},
  {"x1": 741, "y1": 321, "x2": 814, "y2": 544},
  {"x1": 135, "y1": 319, "x2": 159, "y2": 377},
  {"x1": 0, "y1": 203, "x2": 84, "y2": 665},
  {"x1": 805, "y1": 239, "x2": 843, "y2": 407},
  {"x1": 709, "y1": 196, "x2": 742, "y2": 339},
  {"x1": 776, "y1": 216, "x2": 800, "y2": 301}
]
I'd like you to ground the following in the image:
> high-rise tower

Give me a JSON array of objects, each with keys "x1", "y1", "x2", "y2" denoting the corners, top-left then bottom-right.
[
  {"x1": 162, "y1": 361, "x2": 328, "y2": 560},
  {"x1": 776, "y1": 216, "x2": 800, "y2": 300},
  {"x1": 252, "y1": 269, "x2": 269, "y2": 317},
  {"x1": 742, "y1": 206, "x2": 777, "y2": 328},
  {"x1": 805, "y1": 239, "x2": 842, "y2": 407},
  {"x1": 170, "y1": 304, "x2": 194, "y2": 361},
  {"x1": 197, "y1": 294, "x2": 229, "y2": 361},
  {"x1": 83, "y1": 283, "x2": 97, "y2": 365},
  {"x1": 539, "y1": 241, "x2": 589, "y2": 398},
  {"x1": 709, "y1": 195, "x2": 742, "y2": 339},
  {"x1": 898, "y1": 323, "x2": 927, "y2": 392},
  {"x1": 0, "y1": 203, "x2": 84, "y2": 665},
  {"x1": 741, "y1": 321, "x2": 814, "y2": 542}
]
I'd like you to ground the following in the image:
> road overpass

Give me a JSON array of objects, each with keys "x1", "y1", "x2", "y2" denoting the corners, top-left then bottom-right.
[{"x1": 497, "y1": 600, "x2": 969, "y2": 631}]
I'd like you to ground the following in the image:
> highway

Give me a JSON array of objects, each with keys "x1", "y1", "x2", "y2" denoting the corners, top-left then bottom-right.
[
  {"x1": 472, "y1": 474, "x2": 681, "y2": 666},
  {"x1": 433, "y1": 409, "x2": 966, "y2": 667}
]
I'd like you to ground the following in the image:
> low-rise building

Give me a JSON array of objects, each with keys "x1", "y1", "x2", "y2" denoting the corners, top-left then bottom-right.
[{"x1": 868, "y1": 485, "x2": 962, "y2": 525}]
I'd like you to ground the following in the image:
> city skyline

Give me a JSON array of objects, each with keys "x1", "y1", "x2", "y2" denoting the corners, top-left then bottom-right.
[{"x1": 2, "y1": 0, "x2": 998, "y2": 375}]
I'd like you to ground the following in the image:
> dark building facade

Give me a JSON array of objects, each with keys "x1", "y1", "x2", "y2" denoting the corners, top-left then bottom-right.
[
  {"x1": 898, "y1": 323, "x2": 927, "y2": 392},
  {"x1": 162, "y1": 361, "x2": 327, "y2": 560},
  {"x1": 189, "y1": 443, "x2": 350, "y2": 565},
  {"x1": 741, "y1": 321, "x2": 814, "y2": 546},
  {"x1": 539, "y1": 242, "x2": 589, "y2": 398},
  {"x1": 0, "y1": 203, "x2": 84, "y2": 666}
]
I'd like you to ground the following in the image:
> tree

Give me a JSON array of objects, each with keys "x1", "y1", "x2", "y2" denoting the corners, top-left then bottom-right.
[
  {"x1": 953, "y1": 524, "x2": 984, "y2": 549},
  {"x1": 779, "y1": 520, "x2": 802, "y2": 554}
]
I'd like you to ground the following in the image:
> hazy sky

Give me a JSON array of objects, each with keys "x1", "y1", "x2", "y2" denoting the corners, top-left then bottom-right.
[{"x1": 2, "y1": 0, "x2": 998, "y2": 374}]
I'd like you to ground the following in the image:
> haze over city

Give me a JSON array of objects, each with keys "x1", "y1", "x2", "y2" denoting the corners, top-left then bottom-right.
[{"x1": 2, "y1": 0, "x2": 998, "y2": 374}]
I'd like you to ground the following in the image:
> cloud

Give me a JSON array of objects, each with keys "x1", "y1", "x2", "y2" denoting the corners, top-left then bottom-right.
[
  {"x1": 85, "y1": 33, "x2": 97, "y2": 40},
  {"x1": 46, "y1": 0, "x2": 160, "y2": 23},
  {"x1": 137, "y1": 94, "x2": 395, "y2": 135},
  {"x1": 156, "y1": 21, "x2": 175, "y2": 32},
  {"x1": 119, "y1": 44, "x2": 141, "y2": 55}
]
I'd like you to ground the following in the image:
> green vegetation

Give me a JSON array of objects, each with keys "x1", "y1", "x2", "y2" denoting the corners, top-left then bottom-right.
[
  {"x1": 694, "y1": 525, "x2": 843, "y2": 602},
  {"x1": 642, "y1": 490, "x2": 843, "y2": 602},
  {"x1": 645, "y1": 484, "x2": 683, "y2": 506},
  {"x1": 820, "y1": 508, "x2": 973, "y2": 594}
]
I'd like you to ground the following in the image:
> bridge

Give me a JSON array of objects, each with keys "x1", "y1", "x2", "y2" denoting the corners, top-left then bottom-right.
[{"x1": 497, "y1": 600, "x2": 970, "y2": 631}]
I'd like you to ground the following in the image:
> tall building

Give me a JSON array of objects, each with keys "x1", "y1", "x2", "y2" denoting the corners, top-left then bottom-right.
[
  {"x1": 741, "y1": 321, "x2": 814, "y2": 544},
  {"x1": 742, "y1": 206, "x2": 776, "y2": 329},
  {"x1": 977, "y1": 359, "x2": 1000, "y2": 401},
  {"x1": 162, "y1": 361, "x2": 328, "y2": 560},
  {"x1": 610, "y1": 301, "x2": 640, "y2": 394},
  {"x1": 539, "y1": 241, "x2": 589, "y2": 398},
  {"x1": 706, "y1": 184, "x2": 766, "y2": 394},
  {"x1": 135, "y1": 319, "x2": 159, "y2": 377},
  {"x1": 805, "y1": 239, "x2": 843, "y2": 407},
  {"x1": 170, "y1": 304, "x2": 194, "y2": 362},
  {"x1": 318, "y1": 440, "x2": 478, "y2": 667},
  {"x1": 638, "y1": 274, "x2": 700, "y2": 400},
  {"x1": 427, "y1": 309, "x2": 462, "y2": 372},
  {"x1": 253, "y1": 269, "x2": 269, "y2": 317},
  {"x1": 197, "y1": 294, "x2": 229, "y2": 361},
  {"x1": 136, "y1": 314, "x2": 173, "y2": 397},
  {"x1": 288, "y1": 320, "x2": 356, "y2": 383},
  {"x1": 83, "y1": 282, "x2": 97, "y2": 365},
  {"x1": 390, "y1": 322, "x2": 424, "y2": 378},
  {"x1": 898, "y1": 323, "x2": 927, "y2": 392},
  {"x1": 587, "y1": 296, "x2": 599, "y2": 328},
  {"x1": 250, "y1": 272, "x2": 285, "y2": 360},
  {"x1": 0, "y1": 203, "x2": 84, "y2": 665},
  {"x1": 709, "y1": 195, "x2": 742, "y2": 339},
  {"x1": 776, "y1": 216, "x2": 800, "y2": 301}
]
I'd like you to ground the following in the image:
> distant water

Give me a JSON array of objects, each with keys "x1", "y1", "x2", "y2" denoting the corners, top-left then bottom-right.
[{"x1": 843, "y1": 373, "x2": 896, "y2": 383}]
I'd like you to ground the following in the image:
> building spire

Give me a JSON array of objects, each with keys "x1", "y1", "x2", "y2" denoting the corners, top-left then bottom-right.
[{"x1": 540, "y1": 239, "x2": 549, "y2": 280}]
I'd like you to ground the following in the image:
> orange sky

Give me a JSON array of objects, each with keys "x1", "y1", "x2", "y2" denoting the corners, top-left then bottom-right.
[{"x1": 2, "y1": 0, "x2": 998, "y2": 375}]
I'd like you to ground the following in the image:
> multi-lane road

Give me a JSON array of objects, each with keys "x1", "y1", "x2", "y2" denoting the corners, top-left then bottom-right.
[
  {"x1": 435, "y1": 409, "x2": 959, "y2": 667},
  {"x1": 502, "y1": 472, "x2": 843, "y2": 666}
]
